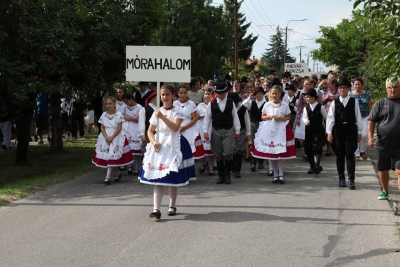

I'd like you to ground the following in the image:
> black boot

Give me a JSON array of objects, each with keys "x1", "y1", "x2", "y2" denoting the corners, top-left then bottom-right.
[
  {"x1": 216, "y1": 161, "x2": 225, "y2": 184},
  {"x1": 224, "y1": 160, "x2": 232, "y2": 184},
  {"x1": 314, "y1": 154, "x2": 323, "y2": 175},
  {"x1": 337, "y1": 158, "x2": 346, "y2": 187},
  {"x1": 231, "y1": 154, "x2": 236, "y2": 174},
  {"x1": 235, "y1": 154, "x2": 242, "y2": 178},
  {"x1": 346, "y1": 158, "x2": 356, "y2": 189},
  {"x1": 307, "y1": 166, "x2": 315, "y2": 174},
  {"x1": 258, "y1": 159, "x2": 264, "y2": 169},
  {"x1": 250, "y1": 157, "x2": 256, "y2": 172}
]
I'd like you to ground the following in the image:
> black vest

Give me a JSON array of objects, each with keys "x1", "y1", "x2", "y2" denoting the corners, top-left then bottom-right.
[
  {"x1": 250, "y1": 100, "x2": 265, "y2": 122},
  {"x1": 305, "y1": 103, "x2": 323, "y2": 134},
  {"x1": 144, "y1": 105, "x2": 155, "y2": 133},
  {"x1": 135, "y1": 90, "x2": 154, "y2": 107},
  {"x1": 288, "y1": 95, "x2": 298, "y2": 114},
  {"x1": 237, "y1": 105, "x2": 247, "y2": 130},
  {"x1": 334, "y1": 98, "x2": 356, "y2": 125},
  {"x1": 211, "y1": 99, "x2": 234, "y2": 130}
]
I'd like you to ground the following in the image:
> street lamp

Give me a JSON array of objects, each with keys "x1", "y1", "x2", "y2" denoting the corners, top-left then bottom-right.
[
  {"x1": 284, "y1": 19, "x2": 307, "y2": 70},
  {"x1": 299, "y1": 38, "x2": 313, "y2": 62}
]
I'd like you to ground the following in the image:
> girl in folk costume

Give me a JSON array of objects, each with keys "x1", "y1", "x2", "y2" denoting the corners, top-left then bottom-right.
[
  {"x1": 196, "y1": 88, "x2": 216, "y2": 175},
  {"x1": 229, "y1": 92, "x2": 251, "y2": 178},
  {"x1": 122, "y1": 92, "x2": 142, "y2": 175},
  {"x1": 173, "y1": 85, "x2": 199, "y2": 154},
  {"x1": 115, "y1": 85, "x2": 127, "y2": 171},
  {"x1": 252, "y1": 85, "x2": 296, "y2": 184},
  {"x1": 92, "y1": 97, "x2": 134, "y2": 185},
  {"x1": 139, "y1": 85, "x2": 195, "y2": 220}
]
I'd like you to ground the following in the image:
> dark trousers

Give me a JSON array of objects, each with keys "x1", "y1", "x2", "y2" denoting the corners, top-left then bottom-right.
[
  {"x1": 70, "y1": 114, "x2": 84, "y2": 138},
  {"x1": 304, "y1": 126, "x2": 325, "y2": 167},
  {"x1": 332, "y1": 124, "x2": 358, "y2": 179}
]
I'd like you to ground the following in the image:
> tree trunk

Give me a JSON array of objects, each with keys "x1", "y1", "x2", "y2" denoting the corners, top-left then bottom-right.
[
  {"x1": 15, "y1": 108, "x2": 32, "y2": 164},
  {"x1": 49, "y1": 93, "x2": 64, "y2": 152}
]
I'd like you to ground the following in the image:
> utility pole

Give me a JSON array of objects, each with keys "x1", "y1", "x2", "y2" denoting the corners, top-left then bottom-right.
[
  {"x1": 313, "y1": 60, "x2": 315, "y2": 72},
  {"x1": 234, "y1": 0, "x2": 238, "y2": 81},
  {"x1": 307, "y1": 53, "x2": 309, "y2": 66},
  {"x1": 284, "y1": 19, "x2": 307, "y2": 70}
]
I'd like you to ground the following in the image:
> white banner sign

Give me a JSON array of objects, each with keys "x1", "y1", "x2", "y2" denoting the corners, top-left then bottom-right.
[
  {"x1": 284, "y1": 63, "x2": 310, "y2": 76},
  {"x1": 126, "y1": 46, "x2": 191, "y2": 82}
]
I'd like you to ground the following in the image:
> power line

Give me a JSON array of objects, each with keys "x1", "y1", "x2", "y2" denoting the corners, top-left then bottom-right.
[
  {"x1": 248, "y1": 0, "x2": 274, "y2": 28},
  {"x1": 242, "y1": 0, "x2": 264, "y2": 28},
  {"x1": 256, "y1": 0, "x2": 275, "y2": 26}
]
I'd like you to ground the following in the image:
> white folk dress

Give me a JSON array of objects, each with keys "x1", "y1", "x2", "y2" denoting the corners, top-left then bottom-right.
[
  {"x1": 92, "y1": 111, "x2": 133, "y2": 167},
  {"x1": 173, "y1": 99, "x2": 198, "y2": 153},
  {"x1": 123, "y1": 103, "x2": 142, "y2": 156},
  {"x1": 196, "y1": 102, "x2": 213, "y2": 154},
  {"x1": 139, "y1": 107, "x2": 196, "y2": 186},
  {"x1": 252, "y1": 102, "x2": 296, "y2": 160}
]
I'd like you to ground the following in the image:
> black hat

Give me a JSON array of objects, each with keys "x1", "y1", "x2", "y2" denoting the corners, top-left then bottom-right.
[
  {"x1": 139, "y1": 81, "x2": 149, "y2": 85},
  {"x1": 240, "y1": 76, "x2": 248, "y2": 83},
  {"x1": 214, "y1": 79, "x2": 229, "y2": 94},
  {"x1": 270, "y1": 78, "x2": 282, "y2": 87},
  {"x1": 228, "y1": 92, "x2": 241, "y2": 103},
  {"x1": 254, "y1": 86, "x2": 264, "y2": 94},
  {"x1": 304, "y1": 89, "x2": 317, "y2": 98},
  {"x1": 337, "y1": 77, "x2": 352, "y2": 87},
  {"x1": 285, "y1": 84, "x2": 296, "y2": 91}
]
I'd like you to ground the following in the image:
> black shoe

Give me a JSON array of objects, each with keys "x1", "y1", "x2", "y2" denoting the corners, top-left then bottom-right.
[
  {"x1": 235, "y1": 171, "x2": 241, "y2": 178},
  {"x1": 348, "y1": 179, "x2": 355, "y2": 190},
  {"x1": 303, "y1": 155, "x2": 308, "y2": 161},
  {"x1": 307, "y1": 167, "x2": 315, "y2": 174},
  {"x1": 167, "y1": 207, "x2": 177, "y2": 216},
  {"x1": 217, "y1": 177, "x2": 224, "y2": 184},
  {"x1": 208, "y1": 170, "x2": 214, "y2": 176},
  {"x1": 314, "y1": 166, "x2": 323, "y2": 175},
  {"x1": 47, "y1": 136, "x2": 52, "y2": 142},
  {"x1": 268, "y1": 170, "x2": 274, "y2": 176},
  {"x1": 119, "y1": 166, "x2": 126, "y2": 171},
  {"x1": 296, "y1": 141, "x2": 302, "y2": 150},
  {"x1": 133, "y1": 169, "x2": 139, "y2": 175},
  {"x1": 225, "y1": 174, "x2": 231, "y2": 184},
  {"x1": 149, "y1": 209, "x2": 161, "y2": 219},
  {"x1": 213, "y1": 165, "x2": 217, "y2": 171},
  {"x1": 199, "y1": 162, "x2": 208, "y2": 174},
  {"x1": 258, "y1": 161, "x2": 264, "y2": 169},
  {"x1": 115, "y1": 174, "x2": 121, "y2": 182},
  {"x1": 250, "y1": 163, "x2": 256, "y2": 172},
  {"x1": 272, "y1": 177, "x2": 279, "y2": 183},
  {"x1": 339, "y1": 178, "x2": 346, "y2": 187},
  {"x1": 279, "y1": 176, "x2": 285, "y2": 184},
  {"x1": 34, "y1": 135, "x2": 38, "y2": 142},
  {"x1": 128, "y1": 167, "x2": 133, "y2": 175},
  {"x1": 103, "y1": 178, "x2": 110, "y2": 185}
]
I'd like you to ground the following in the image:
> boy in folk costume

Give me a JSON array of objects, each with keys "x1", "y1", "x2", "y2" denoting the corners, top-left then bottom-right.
[
  {"x1": 326, "y1": 77, "x2": 363, "y2": 189},
  {"x1": 228, "y1": 92, "x2": 251, "y2": 178},
  {"x1": 242, "y1": 86, "x2": 268, "y2": 172},
  {"x1": 138, "y1": 91, "x2": 157, "y2": 155},
  {"x1": 204, "y1": 79, "x2": 240, "y2": 184},
  {"x1": 302, "y1": 89, "x2": 327, "y2": 175}
]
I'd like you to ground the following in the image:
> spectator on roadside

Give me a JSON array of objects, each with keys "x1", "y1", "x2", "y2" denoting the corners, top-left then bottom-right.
[
  {"x1": 84, "y1": 94, "x2": 95, "y2": 134},
  {"x1": 368, "y1": 78, "x2": 400, "y2": 200},
  {"x1": 69, "y1": 91, "x2": 86, "y2": 139},
  {"x1": 350, "y1": 78, "x2": 372, "y2": 161},
  {"x1": 35, "y1": 89, "x2": 51, "y2": 144},
  {"x1": 0, "y1": 95, "x2": 13, "y2": 150}
]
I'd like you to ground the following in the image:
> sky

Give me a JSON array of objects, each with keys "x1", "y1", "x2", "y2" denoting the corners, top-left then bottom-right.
[{"x1": 211, "y1": 0, "x2": 359, "y2": 73}]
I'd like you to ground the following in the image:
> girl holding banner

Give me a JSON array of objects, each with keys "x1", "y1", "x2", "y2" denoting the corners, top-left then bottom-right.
[{"x1": 139, "y1": 84, "x2": 195, "y2": 220}]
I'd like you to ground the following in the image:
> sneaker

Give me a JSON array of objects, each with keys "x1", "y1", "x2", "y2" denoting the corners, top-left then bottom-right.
[{"x1": 378, "y1": 190, "x2": 388, "y2": 200}]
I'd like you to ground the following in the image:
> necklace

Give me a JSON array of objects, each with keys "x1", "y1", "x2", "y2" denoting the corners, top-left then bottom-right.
[{"x1": 163, "y1": 105, "x2": 173, "y2": 110}]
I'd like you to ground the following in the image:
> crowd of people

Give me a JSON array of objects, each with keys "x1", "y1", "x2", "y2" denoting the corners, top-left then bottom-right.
[
  {"x1": 88, "y1": 71, "x2": 400, "y2": 220},
  {"x1": 2, "y1": 70, "x2": 399, "y2": 220}
]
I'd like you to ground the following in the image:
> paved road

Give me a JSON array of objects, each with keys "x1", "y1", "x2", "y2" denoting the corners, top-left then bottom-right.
[{"x1": 1, "y1": 152, "x2": 399, "y2": 266}]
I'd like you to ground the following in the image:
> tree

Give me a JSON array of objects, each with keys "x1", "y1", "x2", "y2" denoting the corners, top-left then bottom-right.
[
  {"x1": 223, "y1": 0, "x2": 258, "y2": 64},
  {"x1": 0, "y1": 0, "x2": 164, "y2": 163},
  {"x1": 353, "y1": 0, "x2": 400, "y2": 79},
  {"x1": 262, "y1": 27, "x2": 295, "y2": 74},
  {"x1": 154, "y1": 0, "x2": 230, "y2": 79},
  {"x1": 310, "y1": 12, "x2": 366, "y2": 78}
]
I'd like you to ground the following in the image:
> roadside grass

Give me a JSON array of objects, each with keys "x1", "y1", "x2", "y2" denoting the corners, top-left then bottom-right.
[{"x1": 0, "y1": 134, "x2": 98, "y2": 206}]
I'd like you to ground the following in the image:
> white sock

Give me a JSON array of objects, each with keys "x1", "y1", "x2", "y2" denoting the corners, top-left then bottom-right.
[
  {"x1": 106, "y1": 167, "x2": 113, "y2": 179},
  {"x1": 153, "y1": 185, "x2": 164, "y2": 210},
  {"x1": 277, "y1": 160, "x2": 284, "y2": 177},
  {"x1": 169, "y1": 186, "x2": 178, "y2": 208},
  {"x1": 134, "y1": 155, "x2": 142, "y2": 170}
]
